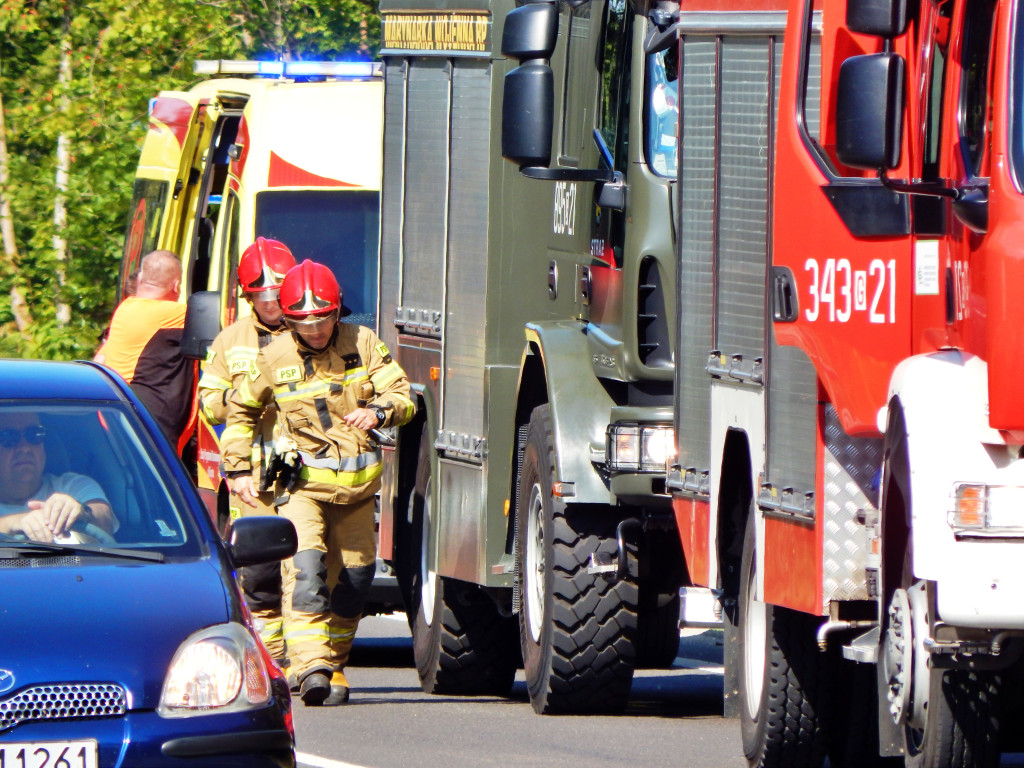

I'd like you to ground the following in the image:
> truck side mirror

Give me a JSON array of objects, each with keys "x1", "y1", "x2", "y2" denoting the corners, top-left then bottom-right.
[
  {"x1": 501, "y1": 1, "x2": 558, "y2": 59},
  {"x1": 502, "y1": 62, "x2": 554, "y2": 166},
  {"x1": 835, "y1": 53, "x2": 905, "y2": 171},
  {"x1": 180, "y1": 290, "x2": 221, "y2": 360},
  {"x1": 847, "y1": 0, "x2": 908, "y2": 37},
  {"x1": 501, "y1": 1, "x2": 558, "y2": 168}
]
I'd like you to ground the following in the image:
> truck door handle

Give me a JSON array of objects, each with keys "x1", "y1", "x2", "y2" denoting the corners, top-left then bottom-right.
[{"x1": 771, "y1": 266, "x2": 798, "y2": 323}]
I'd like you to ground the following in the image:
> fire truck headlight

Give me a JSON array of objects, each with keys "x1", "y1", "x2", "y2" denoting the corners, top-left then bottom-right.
[
  {"x1": 948, "y1": 483, "x2": 1024, "y2": 536},
  {"x1": 606, "y1": 424, "x2": 675, "y2": 473}
]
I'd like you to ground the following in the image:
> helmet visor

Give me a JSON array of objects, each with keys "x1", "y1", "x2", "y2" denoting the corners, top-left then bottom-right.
[
  {"x1": 249, "y1": 288, "x2": 281, "y2": 303},
  {"x1": 285, "y1": 309, "x2": 339, "y2": 334}
]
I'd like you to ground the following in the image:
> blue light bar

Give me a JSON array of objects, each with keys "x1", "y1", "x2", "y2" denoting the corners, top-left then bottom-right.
[
  {"x1": 193, "y1": 60, "x2": 382, "y2": 79},
  {"x1": 258, "y1": 61, "x2": 284, "y2": 76}
]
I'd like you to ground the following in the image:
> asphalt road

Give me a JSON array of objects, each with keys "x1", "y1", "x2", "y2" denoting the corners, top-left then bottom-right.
[
  {"x1": 289, "y1": 616, "x2": 1024, "y2": 768},
  {"x1": 291, "y1": 615, "x2": 746, "y2": 768}
]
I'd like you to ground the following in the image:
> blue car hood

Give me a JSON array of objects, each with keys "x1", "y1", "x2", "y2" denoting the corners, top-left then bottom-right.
[{"x1": 0, "y1": 557, "x2": 231, "y2": 709}]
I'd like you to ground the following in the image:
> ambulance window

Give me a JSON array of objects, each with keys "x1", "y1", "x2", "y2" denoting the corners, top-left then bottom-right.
[
  {"x1": 121, "y1": 179, "x2": 168, "y2": 298},
  {"x1": 255, "y1": 190, "x2": 380, "y2": 327},
  {"x1": 958, "y1": 0, "x2": 995, "y2": 177}
]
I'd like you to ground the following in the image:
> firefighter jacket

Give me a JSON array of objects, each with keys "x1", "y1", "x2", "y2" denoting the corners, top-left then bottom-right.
[
  {"x1": 197, "y1": 313, "x2": 286, "y2": 488},
  {"x1": 222, "y1": 323, "x2": 415, "y2": 504}
]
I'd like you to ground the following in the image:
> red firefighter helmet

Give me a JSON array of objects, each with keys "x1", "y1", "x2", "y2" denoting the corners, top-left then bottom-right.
[
  {"x1": 280, "y1": 259, "x2": 351, "y2": 318},
  {"x1": 238, "y1": 237, "x2": 296, "y2": 294}
]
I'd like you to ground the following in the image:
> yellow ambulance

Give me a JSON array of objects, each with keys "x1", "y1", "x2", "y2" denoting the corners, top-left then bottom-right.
[{"x1": 119, "y1": 59, "x2": 384, "y2": 514}]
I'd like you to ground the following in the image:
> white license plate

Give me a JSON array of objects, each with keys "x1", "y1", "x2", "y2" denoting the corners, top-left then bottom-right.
[{"x1": 0, "y1": 740, "x2": 98, "y2": 768}]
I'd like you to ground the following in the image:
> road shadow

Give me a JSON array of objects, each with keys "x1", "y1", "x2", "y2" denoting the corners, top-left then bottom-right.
[{"x1": 349, "y1": 635, "x2": 415, "y2": 668}]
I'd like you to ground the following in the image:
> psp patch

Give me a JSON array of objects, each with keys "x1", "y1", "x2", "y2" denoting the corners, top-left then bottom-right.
[
  {"x1": 375, "y1": 342, "x2": 393, "y2": 363},
  {"x1": 228, "y1": 358, "x2": 252, "y2": 375},
  {"x1": 275, "y1": 365, "x2": 302, "y2": 384}
]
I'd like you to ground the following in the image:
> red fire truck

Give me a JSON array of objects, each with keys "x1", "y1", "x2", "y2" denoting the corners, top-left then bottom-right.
[{"x1": 663, "y1": 0, "x2": 1024, "y2": 764}]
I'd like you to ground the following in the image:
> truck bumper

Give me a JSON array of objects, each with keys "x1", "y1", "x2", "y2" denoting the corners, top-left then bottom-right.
[{"x1": 935, "y1": 539, "x2": 1024, "y2": 629}]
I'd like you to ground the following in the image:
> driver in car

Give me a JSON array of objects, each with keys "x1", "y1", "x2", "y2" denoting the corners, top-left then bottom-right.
[{"x1": 0, "y1": 412, "x2": 117, "y2": 542}]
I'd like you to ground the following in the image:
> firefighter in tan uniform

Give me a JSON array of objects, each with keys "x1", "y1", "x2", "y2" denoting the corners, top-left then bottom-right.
[
  {"x1": 223, "y1": 260, "x2": 415, "y2": 706},
  {"x1": 197, "y1": 237, "x2": 296, "y2": 661}
]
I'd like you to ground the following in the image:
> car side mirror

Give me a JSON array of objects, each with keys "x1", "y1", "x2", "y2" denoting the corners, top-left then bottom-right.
[
  {"x1": 835, "y1": 52, "x2": 905, "y2": 171},
  {"x1": 227, "y1": 516, "x2": 298, "y2": 567},
  {"x1": 181, "y1": 290, "x2": 221, "y2": 360}
]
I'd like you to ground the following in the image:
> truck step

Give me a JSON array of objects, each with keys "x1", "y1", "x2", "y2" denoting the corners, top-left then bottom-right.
[{"x1": 842, "y1": 626, "x2": 879, "y2": 663}]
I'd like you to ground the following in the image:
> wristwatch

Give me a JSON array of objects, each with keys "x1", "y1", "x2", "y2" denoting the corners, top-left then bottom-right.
[{"x1": 368, "y1": 404, "x2": 386, "y2": 428}]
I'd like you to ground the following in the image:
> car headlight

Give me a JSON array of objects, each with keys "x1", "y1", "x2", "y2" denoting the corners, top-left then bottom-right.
[
  {"x1": 948, "y1": 483, "x2": 1024, "y2": 537},
  {"x1": 158, "y1": 623, "x2": 271, "y2": 717},
  {"x1": 606, "y1": 424, "x2": 675, "y2": 473}
]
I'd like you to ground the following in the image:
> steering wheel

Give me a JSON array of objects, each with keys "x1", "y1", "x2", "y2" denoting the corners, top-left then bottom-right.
[{"x1": 58, "y1": 521, "x2": 118, "y2": 546}]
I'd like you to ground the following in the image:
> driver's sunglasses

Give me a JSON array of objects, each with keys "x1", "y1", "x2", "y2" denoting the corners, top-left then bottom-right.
[{"x1": 0, "y1": 425, "x2": 46, "y2": 449}]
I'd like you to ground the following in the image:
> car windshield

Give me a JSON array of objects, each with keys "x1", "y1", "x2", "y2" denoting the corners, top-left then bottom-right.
[
  {"x1": 0, "y1": 402, "x2": 202, "y2": 557},
  {"x1": 255, "y1": 189, "x2": 380, "y2": 327}
]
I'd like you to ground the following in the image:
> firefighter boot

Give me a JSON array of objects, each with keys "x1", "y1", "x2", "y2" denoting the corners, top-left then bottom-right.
[
  {"x1": 298, "y1": 667, "x2": 332, "y2": 706},
  {"x1": 323, "y1": 670, "x2": 350, "y2": 706}
]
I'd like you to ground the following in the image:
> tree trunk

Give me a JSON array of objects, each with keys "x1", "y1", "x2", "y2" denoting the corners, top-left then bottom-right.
[
  {"x1": 0, "y1": 90, "x2": 34, "y2": 332},
  {"x1": 53, "y1": 7, "x2": 73, "y2": 327}
]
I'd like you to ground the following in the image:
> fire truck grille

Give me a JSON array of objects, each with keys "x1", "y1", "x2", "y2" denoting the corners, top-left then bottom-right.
[{"x1": 0, "y1": 684, "x2": 126, "y2": 732}]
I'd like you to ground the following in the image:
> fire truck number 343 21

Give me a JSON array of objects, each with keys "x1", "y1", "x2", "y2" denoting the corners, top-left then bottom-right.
[{"x1": 803, "y1": 257, "x2": 896, "y2": 324}]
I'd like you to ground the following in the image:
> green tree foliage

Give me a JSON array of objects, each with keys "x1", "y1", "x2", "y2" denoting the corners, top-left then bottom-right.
[{"x1": 0, "y1": 0, "x2": 380, "y2": 359}]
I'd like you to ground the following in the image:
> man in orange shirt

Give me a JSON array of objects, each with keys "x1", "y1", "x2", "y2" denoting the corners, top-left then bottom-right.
[{"x1": 96, "y1": 250, "x2": 197, "y2": 457}]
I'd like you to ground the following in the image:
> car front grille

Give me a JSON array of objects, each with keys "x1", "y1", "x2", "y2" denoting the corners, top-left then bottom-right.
[
  {"x1": 0, "y1": 556, "x2": 83, "y2": 569},
  {"x1": 0, "y1": 683, "x2": 126, "y2": 732}
]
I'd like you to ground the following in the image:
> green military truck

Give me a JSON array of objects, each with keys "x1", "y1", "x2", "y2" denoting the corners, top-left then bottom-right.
[{"x1": 375, "y1": 0, "x2": 690, "y2": 713}]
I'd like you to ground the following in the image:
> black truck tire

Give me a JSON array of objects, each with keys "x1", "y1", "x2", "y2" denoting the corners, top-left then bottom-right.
[
  {"x1": 738, "y1": 512, "x2": 828, "y2": 768},
  {"x1": 407, "y1": 424, "x2": 518, "y2": 696},
  {"x1": 515, "y1": 404, "x2": 638, "y2": 714},
  {"x1": 901, "y1": 667, "x2": 1000, "y2": 768}
]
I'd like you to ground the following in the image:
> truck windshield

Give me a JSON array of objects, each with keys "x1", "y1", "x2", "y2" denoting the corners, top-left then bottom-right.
[
  {"x1": 255, "y1": 190, "x2": 380, "y2": 326},
  {"x1": 645, "y1": 49, "x2": 678, "y2": 177}
]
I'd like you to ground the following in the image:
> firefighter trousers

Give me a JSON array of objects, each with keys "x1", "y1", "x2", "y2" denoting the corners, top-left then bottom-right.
[
  {"x1": 279, "y1": 492, "x2": 376, "y2": 681},
  {"x1": 231, "y1": 490, "x2": 285, "y2": 660}
]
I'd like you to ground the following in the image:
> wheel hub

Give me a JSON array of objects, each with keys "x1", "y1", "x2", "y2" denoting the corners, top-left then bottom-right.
[
  {"x1": 525, "y1": 483, "x2": 545, "y2": 643},
  {"x1": 420, "y1": 478, "x2": 436, "y2": 625},
  {"x1": 884, "y1": 582, "x2": 931, "y2": 730},
  {"x1": 742, "y1": 554, "x2": 766, "y2": 721},
  {"x1": 884, "y1": 587, "x2": 912, "y2": 725}
]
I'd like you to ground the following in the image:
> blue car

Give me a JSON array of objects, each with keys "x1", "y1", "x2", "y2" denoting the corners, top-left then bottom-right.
[{"x1": 0, "y1": 359, "x2": 297, "y2": 767}]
